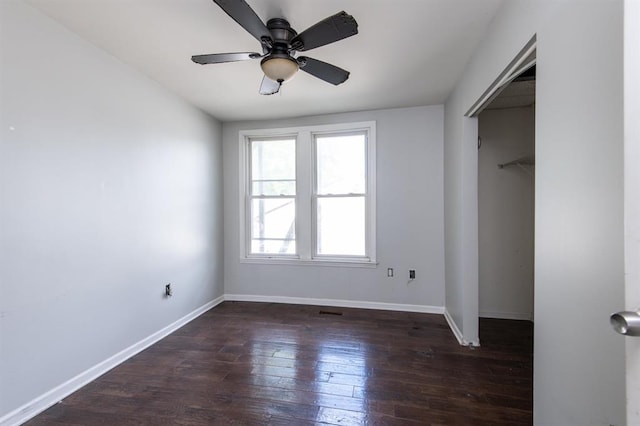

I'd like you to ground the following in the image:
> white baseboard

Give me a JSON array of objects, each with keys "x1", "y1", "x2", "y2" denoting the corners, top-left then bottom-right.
[
  {"x1": 444, "y1": 308, "x2": 481, "y2": 347},
  {"x1": 443, "y1": 308, "x2": 465, "y2": 345},
  {"x1": 480, "y1": 310, "x2": 533, "y2": 321},
  {"x1": 0, "y1": 296, "x2": 224, "y2": 426},
  {"x1": 224, "y1": 294, "x2": 444, "y2": 314}
]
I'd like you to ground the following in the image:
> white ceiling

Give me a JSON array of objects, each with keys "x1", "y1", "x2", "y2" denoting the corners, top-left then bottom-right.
[{"x1": 26, "y1": 0, "x2": 504, "y2": 122}]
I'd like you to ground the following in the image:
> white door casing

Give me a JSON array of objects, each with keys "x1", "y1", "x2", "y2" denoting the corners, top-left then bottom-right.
[{"x1": 624, "y1": 0, "x2": 640, "y2": 422}]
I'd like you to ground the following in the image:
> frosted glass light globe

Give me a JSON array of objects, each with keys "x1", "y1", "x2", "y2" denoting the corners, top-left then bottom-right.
[{"x1": 261, "y1": 56, "x2": 299, "y2": 82}]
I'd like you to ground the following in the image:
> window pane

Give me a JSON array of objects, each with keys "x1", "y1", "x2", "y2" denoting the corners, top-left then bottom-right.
[
  {"x1": 251, "y1": 139, "x2": 296, "y2": 196},
  {"x1": 251, "y1": 239, "x2": 296, "y2": 255},
  {"x1": 316, "y1": 134, "x2": 366, "y2": 195},
  {"x1": 316, "y1": 197, "x2": 365, "y2": 256},
  {"x1": 251, "y1": 198, "x2": 296, "y2": 254}
]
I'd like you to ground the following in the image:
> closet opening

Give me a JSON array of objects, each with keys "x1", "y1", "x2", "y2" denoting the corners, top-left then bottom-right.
[{"x1": 477, "y1": 64, "x2": 536, "y2": 344}]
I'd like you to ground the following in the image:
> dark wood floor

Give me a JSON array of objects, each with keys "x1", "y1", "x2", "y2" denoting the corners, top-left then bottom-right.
[{"x1": 26, "y1": 302, "x2": 533, "y2": 425}]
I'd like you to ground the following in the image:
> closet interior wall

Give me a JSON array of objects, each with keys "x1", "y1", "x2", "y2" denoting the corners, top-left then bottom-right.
[{"x1": 478, "y1": 101, "x2": 535, "y2": 321}]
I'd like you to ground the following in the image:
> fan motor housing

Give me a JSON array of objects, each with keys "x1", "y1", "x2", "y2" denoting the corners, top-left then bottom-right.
[{"x1": 266, "y1": 18, "x2": 297, "y2": 44}]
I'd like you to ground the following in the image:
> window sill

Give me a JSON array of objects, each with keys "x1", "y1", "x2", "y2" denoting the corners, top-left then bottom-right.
[{"x1": 239, "y1": 257, "x2": 379, "y2": 269}]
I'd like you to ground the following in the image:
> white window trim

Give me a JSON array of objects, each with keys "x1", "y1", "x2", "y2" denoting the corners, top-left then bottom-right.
[{"x1": 239, "y1": 121, "x2": 377, "y2": 267}]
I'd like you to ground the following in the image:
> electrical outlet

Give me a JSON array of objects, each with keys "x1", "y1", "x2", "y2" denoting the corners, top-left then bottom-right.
[
  {"x1": 387, "y1": 268, "x2": 394, "y2": 277},
  {"x1": 165, "y1": 283, "x2": 172, "y2": 297},
  {"x1": 409, "y1": 270, "x2": 416, "y2": 280}
]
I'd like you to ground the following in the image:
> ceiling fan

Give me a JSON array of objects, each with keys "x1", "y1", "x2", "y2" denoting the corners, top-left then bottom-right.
[{"x1": 191, "y1": 0, "x2": 358, "y2": 95}]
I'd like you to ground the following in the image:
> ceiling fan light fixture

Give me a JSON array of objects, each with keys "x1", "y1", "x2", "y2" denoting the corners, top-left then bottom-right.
[
  {"x1": 192, "y1": 1, "x2": 358, "y2": 95},
  {"x1": 260, "y1": 55, "x2": 299, "y2": 82}
]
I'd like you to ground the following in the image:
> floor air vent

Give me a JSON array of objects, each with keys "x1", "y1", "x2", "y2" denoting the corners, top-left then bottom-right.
[{"x1": 319, "y1": 310, "x2": 343, "y2": 316}]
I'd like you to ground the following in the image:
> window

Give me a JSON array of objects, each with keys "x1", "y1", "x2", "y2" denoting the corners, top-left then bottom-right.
[
  {"x1": 314, "y1": 132, "x2": 366, "y2": 257},
  {"x1": 249, "y1": 137, "x2": 296, "y2": 255},
  {"x1": 240, "y1": 122, "x2": 376, "y2": 266}
]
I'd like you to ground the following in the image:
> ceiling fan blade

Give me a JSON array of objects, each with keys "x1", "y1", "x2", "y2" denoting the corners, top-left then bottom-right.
[
  {"x1": 259, "y1": 76, "x2": 281, "y2": 95},
  {"x1": 296, "y1": 56, "x2": 350, "y2": 85},
  {"x1": 192, "y1": 52, "x2": 262, "y2": 65},
  {"x1": 291, "y1": 11, "x2": 358, "y2": 52},
  {"x1": 213, "y1": 0, "x2": 272, "y2": 45}
]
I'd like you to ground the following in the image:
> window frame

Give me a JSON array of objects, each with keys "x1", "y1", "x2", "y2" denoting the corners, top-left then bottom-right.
[{"x1": 239, "y1": 121, "x2": 377, "y2": 267}]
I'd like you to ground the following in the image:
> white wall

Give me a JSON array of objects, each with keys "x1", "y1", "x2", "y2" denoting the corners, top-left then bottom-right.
[
  {"x1": 443, "y1": 111, "x2": 479, "y2": 345},
  {"x1": 223, "y1": 106, "x2": 445, "y2": 309},
  {"x1": 0, "y1": 1, "x2": 224, "y2": 420},
  {"x1": 478, "y1": 106, "x2": 535, "y2": 320},
  {"x1": 444, "y1": 0, "x2": 624, "y2": 424}
]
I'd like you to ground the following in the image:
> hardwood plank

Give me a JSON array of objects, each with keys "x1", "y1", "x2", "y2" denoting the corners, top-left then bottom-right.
[{"x1": 25, "y1": 302, "x2": 533, "y2": 425}]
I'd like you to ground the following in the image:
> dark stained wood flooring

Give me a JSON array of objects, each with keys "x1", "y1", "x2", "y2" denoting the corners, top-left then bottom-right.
[{"x1": 26, "y1": 302, "x2": 533, "y2": 425}]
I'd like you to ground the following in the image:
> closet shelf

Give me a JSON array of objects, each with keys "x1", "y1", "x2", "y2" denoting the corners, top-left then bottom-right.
[{"x1": 498, "y1": 156, "x2": 535, "y2": 169}]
